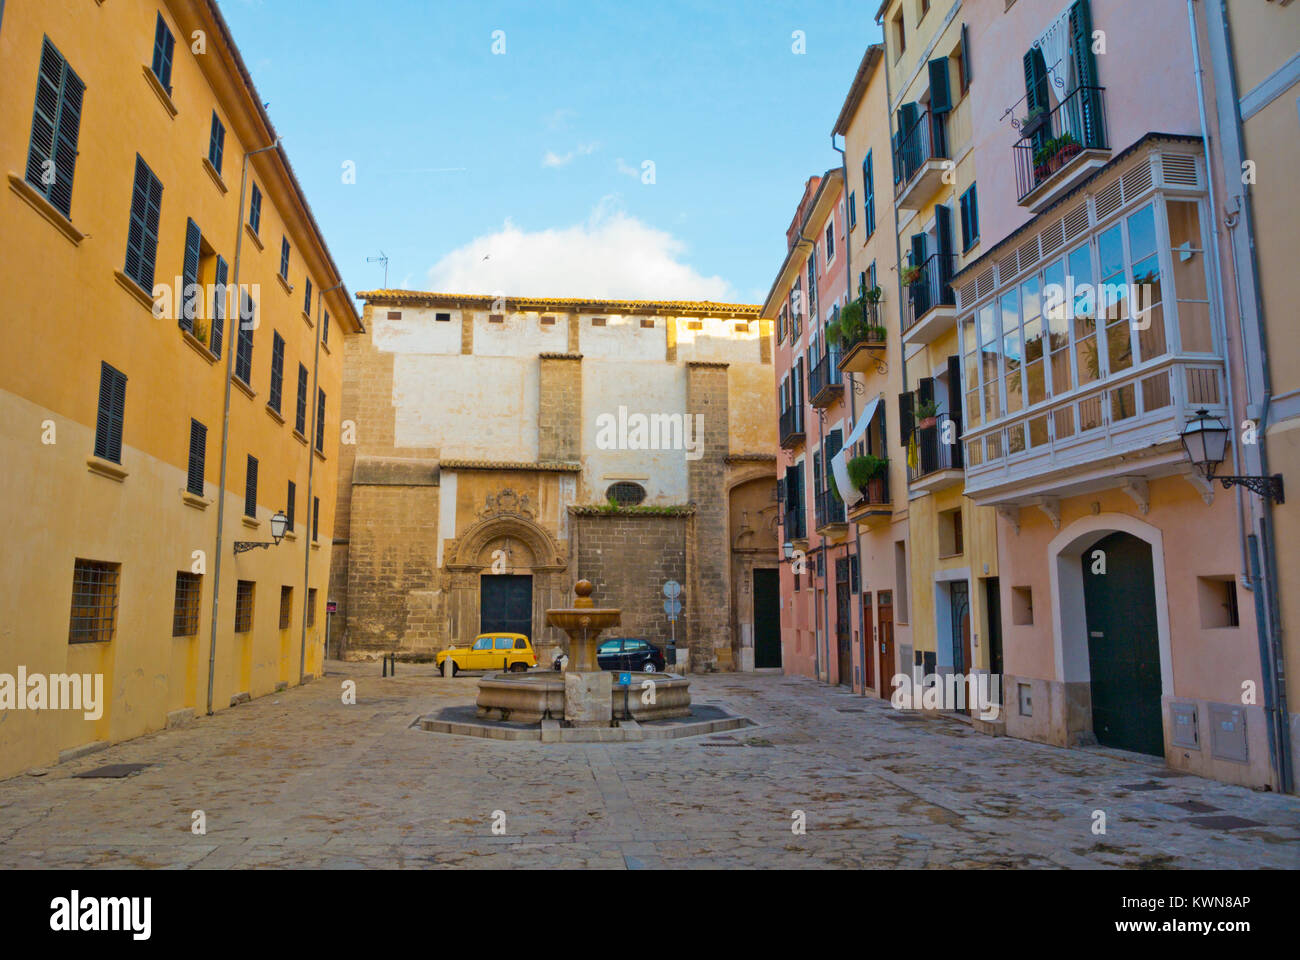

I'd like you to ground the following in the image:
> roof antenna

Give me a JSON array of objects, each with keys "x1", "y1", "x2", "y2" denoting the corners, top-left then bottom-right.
[{"x1": 366, "y1": 250, "x2": 389, "y2": 288}]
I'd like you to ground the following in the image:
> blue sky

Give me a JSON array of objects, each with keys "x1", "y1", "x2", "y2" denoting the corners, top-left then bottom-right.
[{"x1": 219, "y1": 0, "x2": 883, "y2": 305}]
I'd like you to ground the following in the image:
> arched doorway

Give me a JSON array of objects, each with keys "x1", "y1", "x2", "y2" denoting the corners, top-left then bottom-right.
[
  {"x1": 1049, "y1": 514, "x2": 1172, "y2": 758},
  {"x1": 1081, "y1": 531, "x2": 1163, "y2": 756}
]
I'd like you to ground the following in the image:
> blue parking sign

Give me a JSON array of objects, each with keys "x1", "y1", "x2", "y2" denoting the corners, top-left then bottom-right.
[{"x1": 618, "y1": 672, "x2": 631, "y2": 686}]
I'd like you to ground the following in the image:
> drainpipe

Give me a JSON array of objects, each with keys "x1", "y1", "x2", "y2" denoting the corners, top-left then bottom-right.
[
  {"x1": 300, "y1": 282, "x2": 343, "y2": 683},
  {"x1": 205, "y1": 139, "x2": 280, "y2": 716},
  {"x1": 1191, "y1": 0, "x2": 1291, "y2": 792}
]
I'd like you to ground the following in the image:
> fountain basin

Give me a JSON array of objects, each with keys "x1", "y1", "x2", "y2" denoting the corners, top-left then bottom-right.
[{"x1": 476, "y1": 670, "x2": 691, "y2": 724}]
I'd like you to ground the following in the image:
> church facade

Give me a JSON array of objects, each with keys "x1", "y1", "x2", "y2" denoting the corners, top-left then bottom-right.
[{"x1": 330, "y1": 292, "x2": 780, "y2": 671}]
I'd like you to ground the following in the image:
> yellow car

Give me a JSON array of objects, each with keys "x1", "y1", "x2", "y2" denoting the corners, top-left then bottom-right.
[{"x1": 437, "y1": 633, "x2": 536, "y2": 676}]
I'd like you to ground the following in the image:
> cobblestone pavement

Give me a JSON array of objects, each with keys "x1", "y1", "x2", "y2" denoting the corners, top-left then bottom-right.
[{"x1": 0, "y1": 665, "x2": 1296, "y2": 869}]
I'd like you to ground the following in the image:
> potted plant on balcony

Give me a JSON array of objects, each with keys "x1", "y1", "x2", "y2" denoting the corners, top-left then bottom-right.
[
  {"x1": 900, "y1": 264, "x2": 923, "y2": 287},
  {"x1": 864, "y1": 285, "x2": 883, "y2": 305},
  {"x1": 1020, "y1": 104, "x2": 1049, "y2": 139},
  {"x1": 866, "y1": 323, "x2": 887, "y2": 344},
  {"x1": 847, "y1": 454, "x2": 888, "y2": 500},
  {"x1": 915, "y1": 398, "x2": 939, "y2": 430}
]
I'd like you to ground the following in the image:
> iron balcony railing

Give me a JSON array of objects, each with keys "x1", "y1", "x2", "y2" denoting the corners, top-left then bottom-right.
[
  {"x1": 779, "y1": 405, "x2": 805, "y2": 447},
  {"x1": 905, "y1": 252, "x2": 957, "y2": 331},
  {"x1": 894, "y1": 108, "x2": 949, "y2": 197},
  {"x1": 814, "y1": 487, "x2": 846, "y2": 529},
  {"x1": 1014, "y1": 85, "x2": 1108, "y2": 202},
  {"x1": 838, "y1": 302, "x2": 886, "y2": 355},
  {"x1": 809, "y1": 349, "x2": 843, "y2": 404},
  {"x1": 908, "y1": 411, "x2": 964, "y2": 483},
  {"x1": 783, "y1": 500, "x2": 807, "y2": 541}
]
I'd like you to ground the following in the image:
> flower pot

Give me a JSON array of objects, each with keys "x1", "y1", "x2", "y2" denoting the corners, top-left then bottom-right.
[
  {"x1": 1022, "y1": 114, "x2": 1049, "y2": 139},
  {"x1": 919, "y1": 416, "x2": 938, "y2": 430}
]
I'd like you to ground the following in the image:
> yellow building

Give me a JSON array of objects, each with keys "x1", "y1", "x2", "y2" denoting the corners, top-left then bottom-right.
[
  {"x1": 0, "y1": 0, "x2": 361, "y2": 779},
  {"x1": 832, "y1": 44, "x2": 915, "y2": 696},
  {"x1": 878, "y1": 0, "x2": 1001, "y2": 711}
]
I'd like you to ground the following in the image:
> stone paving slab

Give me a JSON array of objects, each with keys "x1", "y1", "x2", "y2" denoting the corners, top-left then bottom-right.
[{"x1": 0, "y1": 664, "x2": 1296, "y2": 869}]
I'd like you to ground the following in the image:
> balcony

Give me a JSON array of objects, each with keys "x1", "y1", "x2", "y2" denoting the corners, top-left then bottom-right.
[
  {"x1": 837, "y1": 302, "x2": 888, "y2": 376},
  {"x1": 779, "y1": 406, "x2": 806, "y2": 448},
  {"x1": 961, "y1": 359, "x2": 1227, "y2": 506},
  {"x1": 845, "y1": 471, "x2": 893, "y2": 529},
  {"x1": 907, "y1": 411, "x2": 965, "y2": 494},
  {"x1": 894, "y1": 108, "x2": 949, "y2": 212},
  {"x1": 814, "y1": 487, "x2": 847, "y2": 534},
  {"x1": 1014, "y1": 85, "x2": 1110, "y2": 212},
  {"x1": 902, "y1": 252, "x2": 957, "y2": 346},
  {"x1": 809, "y1": 350, "x2": 843, "y2": 408}
]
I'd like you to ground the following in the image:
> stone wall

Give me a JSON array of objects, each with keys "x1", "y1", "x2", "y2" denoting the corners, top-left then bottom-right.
[
  {"x1": 569, "y1": 510, "x2": 690, "y2": 653},
  {"x1": 686, "y1": 362, "x2": 732, "y2": 669}
]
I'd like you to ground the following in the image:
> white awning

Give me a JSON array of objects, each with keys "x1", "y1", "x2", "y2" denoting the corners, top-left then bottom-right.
[{"x1": 830, "y1": 395, "x2": 882, "y2": 501}]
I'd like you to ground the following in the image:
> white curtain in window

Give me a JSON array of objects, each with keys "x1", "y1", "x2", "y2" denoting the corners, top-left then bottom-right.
[
  {"x1": 1035, "y1": 3, "x2": 1075, "y2": 106},
  {"x1": 830, "y1": 395, "x2": 882, "y2": 500}
]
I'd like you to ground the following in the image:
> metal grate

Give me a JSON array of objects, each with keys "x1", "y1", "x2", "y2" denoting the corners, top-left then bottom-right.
[
  {"x1": 235, "y1": 580, "x2": 254, "y2": 633},
  {"x1": 606, "y1": 481, "x2": 646, "y2": 506},
  {"x1": 172, "y1": 571, "x2": 201, "y2": 637},
  {"x1": 244, "y1": 455, "x2": 258, "y2": 518},
  {"x1": 279, "y1": 585, "x2": 293, "y2": 629},
  {"x1": 307, "y1": 588, "x2": 317, "y2": 627},
  {"x1": 69, "y1": 559, "x2": 119, "y2": 644},
  {"x1": 1162, "y1": 154, "x2": 1198, "y2": 187}
]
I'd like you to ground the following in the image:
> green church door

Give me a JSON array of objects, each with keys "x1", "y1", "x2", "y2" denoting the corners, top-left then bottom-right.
[{"x1": 1081, "y1": 532, "x2": 1164, "y2": 756}]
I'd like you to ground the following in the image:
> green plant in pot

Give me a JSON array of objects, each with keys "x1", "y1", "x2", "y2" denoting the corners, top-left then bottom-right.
[
  {"x1": 915, "y1": 398, "x2": 939, "y2": 429},
  {"x1": 838, "y1": 300, "x2": 865, "y2": 345},
  {"x1": 900, "y1": 264, "x2": 923, "y2": 286},
  {"x1": 863, "y1": 285, "x2": 883, "y2": 305},
  {"x1": 847, "y1": 454, "x2": 888, "y2": 495},
  {"x1": 1021, "y1": 104, "x2": 1049, "y2": 138}
]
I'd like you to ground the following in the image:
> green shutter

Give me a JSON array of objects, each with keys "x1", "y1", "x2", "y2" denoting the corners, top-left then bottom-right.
[
  {"x1": 211, "y1": 256, "x2": 227, "y2": 358},
  {"x1": 151, "y1": 14, "x2": 175, "y2": 92},
  {"x1": 928, "y1": 58, "x2": 952, "y2": 114},
  {"x1": 26, "y1": 39, "x2": 83, "y2": 219},
  {"x1": 181, "y1": 218, "x2": 201, "y2": 331},
  {"x1": 95, "y1": 362, "x2": 127, "y2": 463},
  {"x1": 208, "y1": 112, "x2": 225, "y2": 174}
]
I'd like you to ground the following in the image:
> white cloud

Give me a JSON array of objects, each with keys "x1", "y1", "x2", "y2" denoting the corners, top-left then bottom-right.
[
  {"x1": 543, "y1": 108, "x2": 577, "y2": 131},
  {"x1": 542, "y1": 142, "x2": 598, "y2": 167},
  {"x1": 425, "y1": 198, "x2": 737, "y2": 301},
  {"x1": 615, "y1": 157, "x2": 640, "y2": 178}
]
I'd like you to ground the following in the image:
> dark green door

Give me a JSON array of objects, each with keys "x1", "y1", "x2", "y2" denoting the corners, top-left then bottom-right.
[
  {"x1": 1082, "y1": 532, "x2": 1163, "y2": 756},
  {"x1": 753, "y1": 568, "x2": 781, "y2": 668},
  {"x1": 480, "y1": 574, "x2": 532, "y2": 640}
]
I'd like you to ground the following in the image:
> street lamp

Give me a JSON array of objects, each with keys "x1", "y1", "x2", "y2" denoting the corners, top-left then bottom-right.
[
  {"x1": 233, "y1": 510, "x2": 290, "y2": 553},
  {"x1": 783, "y1": 541, "x2": 795, "y2": 561},
  {"x1": 1180, "y1": 409, "x2": 1284, "y2": 503}
]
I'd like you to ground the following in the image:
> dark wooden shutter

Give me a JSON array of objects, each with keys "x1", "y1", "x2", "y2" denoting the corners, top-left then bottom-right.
[
  {"x1": 50, "y1": 56, "x2": 84, "y2": 219},
  {"x1": 280, "y1": 237, "x2": 290, "y2": 277},
  {"x1": 961, "y1": 24, "x2": 973, "y2": 87},
  {"x1": 244, "y1": 455, "x2": 258, "y2": 518},
  {"x1": 181, "y1": 218, "x2": 201, "y2": 331},
  {"x1": 312, "y1": 497, "x2": 320, "y2": 541},
  {"x1": 947, "y1": 355, "x2": 965, "y2": 466},
  {"x1": 269, "y1": 331, "x2": 285, "y2": 412},
  {"x1": 960, "y1": 192, "x2": 972, "y2": 251},
  {"x1": 1070, "y1": 0, "x2": 1103, "y2": 146},
  {"x1": 287, "y1": 480, "x2": 296, "y2": 531},
  {"x1": 187, "y1": 419, "x2": 206, "y2": 496},
  {"x1": 1023, "y1": 48, "x2": 1051, "y2": 151},
  {"x1": 296, "y1": 364, "x2": 308, "y2": 433},
  {"x1": 936, "y1": 203, "x2": 955, "y2": 298},
  {"x1": 315, "y1": 389, "x2": 326, "y2": 450},
  {"x1": 322, "y1": 310, "x2": 330, "y2": 344},
  {"x1": 94, "y1": 362, "x2": 127, "y2": 463},
  {"x1": 928, "y1": 58, "x2": 952, "y2": 114},
  {"x1": 125, "y1": 157, "x2": 163, "y2": 289},
  {"x1": 303, "y1": 278, "x2": 312, "y2": 317},
  {"x1": 249, "y1": 185, "x2": 261, "y2": 232},
  {"x1": 898, "y1": 102, "x2": 919, "y2": 177},
  {"x1": 151, "y1": 13, "x2": 175, "y2": 93},
  {"x1": 898, "y1": 391, "x2": 915, "y2": 447},
  {"x1": 863, "y1": 150, "x2": 875, "y2": 234},
  {"x1": 208, "y1": 111, "x2": 224, "y2": 174}
]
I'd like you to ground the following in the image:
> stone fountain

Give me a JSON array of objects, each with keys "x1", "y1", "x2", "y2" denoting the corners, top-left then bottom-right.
[{"x1": 473, "y1": 579, "x2": 691, "y2": 728}]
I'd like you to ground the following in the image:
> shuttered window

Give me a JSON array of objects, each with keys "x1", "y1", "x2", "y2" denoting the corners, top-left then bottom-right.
[
  {"x1": 150, "y1": 12, "x2": 176, "y2": 94},
  {"x1": 862, "y1": 150, "x2": 876, "y2": 236},
  {"x1": 124, "y1": 155, "x2": 163, "y2": 290},
  {"x1": 180, "y1": 217, "x2": 201, "y2": 332},
  {"x1": 94, "y1": 362, "x2": 127, "y2": 463},
  {"x1": 312, "y1": 497, "x2": 320, "y2": 542},
  {"x1": 268, "y1": 331, "x2": 285, "y2": 413},
  {"x1": 279, "y1": 236, "x2": 290, "y2": 278},
  {"x1": 186, "y1": 419, "x2": 206, "y2": 496},
  {"x1": 307, "y1": 588, "x2": 317, "y2": 627},
  {"x1": 286, "y1": 480, "x2": 296, "y2": 531},
  {"x1": 211, "y1": 256, "x2": 227, "y2": 358},
  {"x1": 315, "y1": 389, "x2": 326, "y2": 451},
  {"x1": 322, "y1": 310, "x2": 330, "y2": 345},
  {"x1": 25, "y1": 37, "x2": 84, "y2": 219},
  {"x1": 295, "y1": 364, "x2": 308, "y2": 434},
  {"x1": 248, "y1": 183, "x2": 262, "y2": 233},
  {"x1": 244, "y1": 455, "x2": 258, "y2": 518},
  {"x1": 208, "y1": 111, "x2": 225, "y2": 175},
  {"x1": 303, "y1": 278, "x2": 312, "y2": 317},
  {"x1": 235, "y1": 292, "x2": 254, "y2": 383},
  {"x1": 960, "y1": 184, "x2": 980, "y2": 252}
]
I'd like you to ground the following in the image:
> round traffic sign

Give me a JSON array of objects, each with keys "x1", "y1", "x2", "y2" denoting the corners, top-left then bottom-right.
[{"x1": 663, "y1": 580, "x2": 681, "y2": 599}]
